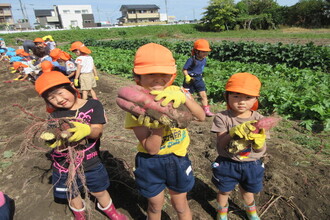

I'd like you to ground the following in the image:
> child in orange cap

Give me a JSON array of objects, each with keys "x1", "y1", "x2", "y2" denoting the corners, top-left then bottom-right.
[
  {"x1": 70, "y1": 41, "x2": 99, "y2": 100},
  {"x1": 34, "y1": 71, "x2": 129, "y2": 220},
  {"x1": 182, "y1": 39, "x2": 214, "y2": 117},
  {"x1": 124, "y1": 43, "x2": 205, "y2": 219},
  {"x1": 211, "y1": 72, "x2": 267, "y2": 220},
  {"x1": 12, "y1": 61, "x2": 33, "y2": 81},
  {"x1": 50, "y1": 48, "x2": 77, "y2": 82}
]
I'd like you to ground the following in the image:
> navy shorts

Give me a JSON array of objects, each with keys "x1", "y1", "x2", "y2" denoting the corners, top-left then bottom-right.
[
  {"x1": 183, "y1": 76, "x2": 206, "y2": 94},
  {"x1": 52, "y1": 163, "x2": 110, "y2": 199},
  {"x1": 212, "y1": 156, "x2": 264, "y2": 193},
  {"x1": 134, "y1": 153, "x2": 195, "y2": 198},
  {"x1": 0, "y1": 193, "x2": 15, "y2": 220}
]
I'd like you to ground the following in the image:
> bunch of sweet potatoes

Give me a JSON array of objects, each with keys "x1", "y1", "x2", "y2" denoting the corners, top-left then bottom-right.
[{"x1": 116, "y1": 85, "x2": 193, "y2": 128}]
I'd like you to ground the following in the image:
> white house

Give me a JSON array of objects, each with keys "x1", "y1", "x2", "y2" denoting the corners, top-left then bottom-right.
[{"x1": 55, "y1": 5, "x2": 93, "y2": 29}]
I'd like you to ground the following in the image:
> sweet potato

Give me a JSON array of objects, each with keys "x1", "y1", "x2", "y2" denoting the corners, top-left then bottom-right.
[
  {"x1": 40, "y1": 119, "x2": 74, "y2": 149},
  {"x1": 116, "y1": 85, "x2": 193, "y2": 128},
  {"x1": 228, "y1": 116, "x2": 281, "y2": 153}
]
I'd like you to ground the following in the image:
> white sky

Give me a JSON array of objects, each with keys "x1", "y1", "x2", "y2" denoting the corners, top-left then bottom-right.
[{"x1": 8, "y1": 0, "x2": 299, "y2": 24}]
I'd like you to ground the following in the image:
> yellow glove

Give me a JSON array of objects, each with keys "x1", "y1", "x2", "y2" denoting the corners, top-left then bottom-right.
[
  {"x1": 229, "y1": 120, "x2": 257, "y2": 140},
  {"x1": 133, "y1": 115, "x2": 163, "y2": 129},
  {"x1": 95, "y1": 76, "x2": 99, "y2": 80},
  {"x1": 150, "y1": 86, "x2": 186, "y2": 108},
  {"x1": 67, "y1": 122, "x2": 91, "y2": 142},
  {"x1": 74, "y1": 79, "x2": 79, "y2": 87},
  {"x1": 47, "y1": 140, "x2": 63, "y2": 148},
  {"x1": 185, "y1": 75, "x2": 192, "y2": 83},
  {"x1": 248, "y1": 128, "x2": 266, "y2": 149}
]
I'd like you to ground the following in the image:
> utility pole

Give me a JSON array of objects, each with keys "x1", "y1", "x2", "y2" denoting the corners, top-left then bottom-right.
[
  {"x1": 18, "y1": 0, "x2": 27, "y2": 21},
  {"x1": 164, "y1": 0, "x2": 168, "y2": 23}
]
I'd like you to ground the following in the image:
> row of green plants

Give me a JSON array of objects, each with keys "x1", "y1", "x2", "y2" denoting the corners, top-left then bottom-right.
[
  {"x1": 88, "y1": 46, "x2": 329, "y2": 131},
  {"x1": 84, "y1": 39, "x2": 330, "y2": 73}
]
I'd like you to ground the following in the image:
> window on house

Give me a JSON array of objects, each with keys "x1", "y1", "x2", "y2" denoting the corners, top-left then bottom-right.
[
  {"x1": 63, "y1": 10, "x2": 70, "y2": 14},
  {"x1": 82, "y1": 10, "x2": 88, "y2": 14},
  {"x1": 84, "y1": 20, "x2": 92, "y2": 23},
  {"x1": 138, "y1": 10, "x2": 147, "y2": 13},
  {"x1": 75, "y1": 10, "x2": 81, "y2": 14},
  {"x1": 71, "y1": 20, "x2": 78, "y2": 26}
]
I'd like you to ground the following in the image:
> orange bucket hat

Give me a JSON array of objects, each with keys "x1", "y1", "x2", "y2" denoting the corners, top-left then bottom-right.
[
  {"x1": 35, "y1": 71, "x2": 71, "y2": 95},
  {"x1": 15, "y1": 49, "x2": 29, "y2": 57},
  {"x1": 225, "y1": 72, "x2": 261, "y2": 110},
  {"x1": 194, "y1": 39, "x2": 211, "y2": 52},
  {"x1": 41, "y1": 61, "x2": 53, "y2": 73},
  {"x1": 69, "y1": 41, "x2": 91, "y2": 54},
  {"x1": 134, "y1": 43, "x2": 176, "y2": 75},
  {"x1": 13, "y1": 62, "x2": 28, "y2": 70},
  {"x1": 33, "y1": 38, "x2": 45, "y2": 43},
  {"x1": 50, "y1": 48, "x2": 71, "y2": 61}
]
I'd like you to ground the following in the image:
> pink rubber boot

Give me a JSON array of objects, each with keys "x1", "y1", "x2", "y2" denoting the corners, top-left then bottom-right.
[
  {"x1": 69, "y1": 202, "x2": 86, "y2": 220},
  {"x1": 97, "y1": 199, "x2": 129, "y2": 220},
  {"x1": 203, "y1": 105, "x2": 215, "y2": 117},
  {"x1": 0, "y1": 191, "x2": 5, "y2": 207}
]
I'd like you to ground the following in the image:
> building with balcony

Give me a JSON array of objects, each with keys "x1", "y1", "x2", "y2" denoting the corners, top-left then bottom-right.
[
  {"x1": 0, "y1": 3, "x2": 14, "y2": 25},
  {"x1": 118, "y1": 4, "x2": 163, "y2": 25}
]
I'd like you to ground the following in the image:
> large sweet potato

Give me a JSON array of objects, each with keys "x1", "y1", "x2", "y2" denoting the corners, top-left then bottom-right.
[{"x1": 116, "y1": 85, "x2": 193, "y2": 128}]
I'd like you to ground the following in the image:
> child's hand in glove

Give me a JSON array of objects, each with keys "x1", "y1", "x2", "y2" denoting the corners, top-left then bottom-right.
[
  {"x1": 229, "y1": 120, "x2": 257, "y2": 140},
  {"x1": 67, "y1": 122, "x2": 91, "y2": 142},
  {"x1": 248, "y1": 128, "x2": 266, "y2": 149},
  {"x1": 74, "y1": 79, "x2": 79, "y2": 87},
  {"x1": 185, "y1": 75, "x2": 192, "y2": 83},
  {"x1": 150, "y1": 86, "x2": 186, "y2": 108},
  {"x1": 132, "y1": 115, "x2": 163, "y2": 129}
]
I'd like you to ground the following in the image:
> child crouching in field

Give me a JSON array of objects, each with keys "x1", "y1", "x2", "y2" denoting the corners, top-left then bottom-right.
[
  {"x1": 124, "y1": 43, "x2": 205, "y2": 219},
  {"x1": 34, "y1": 71, "x2": 128, "y2": 220},
  {"x1": 211, "y1": 73, "x2": 268, "y2": 220}
]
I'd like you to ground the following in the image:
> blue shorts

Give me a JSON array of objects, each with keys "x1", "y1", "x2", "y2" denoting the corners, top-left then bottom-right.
[
  {"x1": 134, "y1": 153, "x2": 195, "y2": 198},
  {"x1": 212, "y1": 156, "x2": 264, "y2": 193},
  {"x1": 52, "y1": 163, "x2": 110, "y2": 199},
  {"x1": 183, "y1": 76, "x2": 206, "y2": 94},
  {"x1": 0, "y1": 193, "x2": 15, "y2": 220}
]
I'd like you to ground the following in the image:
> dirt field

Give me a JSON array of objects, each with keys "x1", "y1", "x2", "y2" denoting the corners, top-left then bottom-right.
[{"x1": 0, "y1": 55, "x2": 329, "y2": 220}]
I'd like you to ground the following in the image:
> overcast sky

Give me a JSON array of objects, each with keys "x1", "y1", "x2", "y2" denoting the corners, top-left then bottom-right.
[{"x1": 9, "y1": 0, "x2": 300, "y2": 24}]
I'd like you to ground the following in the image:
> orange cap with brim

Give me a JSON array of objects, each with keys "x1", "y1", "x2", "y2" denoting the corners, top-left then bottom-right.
[
  {"x1": 194, "y1": 39, "x2": 211, "y2": 52},
  {"x1": 134, "y1": 43, "x2": 176, "y2": 75},
  {"x1": 13, "y1": 62, "x2": 28, "y2": 70},
  {"x1": 41, "y1": 61, "x2": 53, "y2": 73},
  {"x1": 15, "y1": 49, "x2": 29, "y2": 57},
  {"x1": 35, "y1": 71, "x2": 71, "y2": 95},
  {"x1": 225, "y1": 72, "x2": 261, "y2": 110},
  {"x1": 49, "y1": 48, "x2": 62, "y2": 61},
  {"x1": 69, "y1": 41, "x2": 91, "y2": 54},
  {"x1": 34, "y1": 38, "x2": 45, "y2": 43}
]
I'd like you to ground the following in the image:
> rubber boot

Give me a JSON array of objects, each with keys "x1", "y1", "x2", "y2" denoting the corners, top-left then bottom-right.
[
  {"x1": 97, "y1": 199, "x2": 129, "y2": 220},
  {"x1": 245, "y1": 202, "x2": 260, "y2": 220},
  {"x1": 216, "y1": 203, "x2": 228, "y2": 220},
  {"x1": 69, "y1": 201, "x2": 86, "y2": 220},
  {"x1": 203, "y1": 105, "x2": 215, "y2": 117}
]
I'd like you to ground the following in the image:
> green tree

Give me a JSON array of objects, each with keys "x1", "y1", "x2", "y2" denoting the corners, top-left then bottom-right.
[
  {"x1": 200, "y1": 0, "x2": 238, "y2": 31},
  {"x1": 287, "y1": 0, "x2": 329, "y2": 27}
]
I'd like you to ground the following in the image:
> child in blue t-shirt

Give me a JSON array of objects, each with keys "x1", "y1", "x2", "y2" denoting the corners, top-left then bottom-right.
[{"x1": 182, "y1": 39, "x2": 214, "y2": 117}]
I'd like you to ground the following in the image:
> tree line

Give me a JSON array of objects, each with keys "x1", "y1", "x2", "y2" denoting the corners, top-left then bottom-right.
[{"x1": 200, "y1": 0, "x2": 330, "y2": 31}]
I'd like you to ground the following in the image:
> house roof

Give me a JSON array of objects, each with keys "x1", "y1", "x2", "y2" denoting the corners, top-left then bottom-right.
[
  {"x1": 120, "y1": 4, "x2": 160, "y2": 11},
  {"x1": 34, "y1": 9, "x2": 53, "y2": 17}
]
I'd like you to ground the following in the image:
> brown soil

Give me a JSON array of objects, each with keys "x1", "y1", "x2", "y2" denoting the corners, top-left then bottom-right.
[{"x1": 0, "y1": 61, "x2": 329, "y2": 220}]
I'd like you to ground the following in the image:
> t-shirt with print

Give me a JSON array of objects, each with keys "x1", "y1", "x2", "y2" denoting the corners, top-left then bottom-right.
[
  {"x1": 49, "y1": 99, "x2": 106, "y2": 172},
  {"x1": 183, "y1": 56, "x2": 207, "y2": 78},
  {"x1": 66, "y1": 60, "x2": 77, "y2": 74},
  {"x1": 125, "y1": 113, "x2": 190, "y2": 156},
  {"x1": 75, "y1": 55, "x2": 94, "y2": 73},
  {"x1": 211, "y1": 110, "x2": 266, "y2": 162}
]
